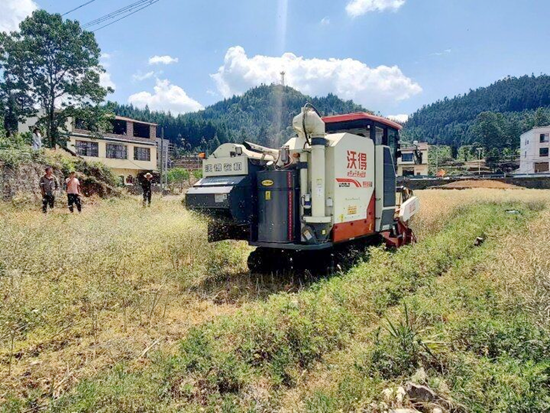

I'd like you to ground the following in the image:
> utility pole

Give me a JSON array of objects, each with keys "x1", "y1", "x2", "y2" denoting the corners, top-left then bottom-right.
[
  {"x1": 477, "y1": 147, "x2": 483, "y2": 176},
  {"x1": 435, "y1": 139, "x2": 439, "y2": 175},
  {"x1": 160, "y1": 127, "x2": 165, "y2": 194}
]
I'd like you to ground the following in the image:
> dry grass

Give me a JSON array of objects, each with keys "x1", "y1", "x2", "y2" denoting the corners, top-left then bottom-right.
[
  {"x1": 0, "y1": 197, "x2": 253, "y2": 402},
  {"x1": 277, "y1": 191, "x2": 550, "y2": 412},
  {"x1": 411, "y1": 188, "x2": 550, "y2": 240},
  {"x1": 2, "y1": 188, "x2": 550, "y2": 409},
  {"x1": 488, "y1": 208, "x2": 550, "y2": 328}
]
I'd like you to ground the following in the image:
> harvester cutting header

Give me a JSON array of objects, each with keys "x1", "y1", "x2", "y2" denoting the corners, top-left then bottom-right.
[{"x1": 186, "y1": 105, "x2": 419, "y2": 272}]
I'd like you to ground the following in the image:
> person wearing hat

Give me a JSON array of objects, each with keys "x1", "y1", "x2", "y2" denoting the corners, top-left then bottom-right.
[{"x1": 141, "y1": 172, "x2": 153, "y2": 207}]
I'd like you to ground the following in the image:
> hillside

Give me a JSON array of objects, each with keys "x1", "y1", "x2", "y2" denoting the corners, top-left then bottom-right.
[
  {"x1": 111, "y1": 85, "x2": 367, "y2": 150},
  {"x1": 403, "y1": 74, "x2": 550, "y2": 148}
]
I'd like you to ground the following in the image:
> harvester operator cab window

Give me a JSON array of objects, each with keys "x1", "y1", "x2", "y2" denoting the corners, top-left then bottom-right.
[
  {"x1": 375, "y1": 126, "x2": 384, "y2": 145},
  {"x1": 387, "y1": 128, "x2": 399, "y2": 161}
]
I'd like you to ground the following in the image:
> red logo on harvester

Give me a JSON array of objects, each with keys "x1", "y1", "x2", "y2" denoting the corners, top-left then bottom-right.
[{"x1": 347, "y1": 150, "x2": 367, "y2": 178}]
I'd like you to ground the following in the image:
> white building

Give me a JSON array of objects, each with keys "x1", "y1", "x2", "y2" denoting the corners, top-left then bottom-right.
[
  {"x1": 397, "y1": 142, "x2": 429, "y2": 176},
  {"x1": 519, "y1": 127, "x2": 550, "y2": 173}
]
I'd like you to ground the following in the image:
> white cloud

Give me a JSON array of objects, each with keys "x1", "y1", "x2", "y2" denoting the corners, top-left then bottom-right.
[
  {"x1": 387, "y1": 114, "x2": 409, "y2": 123},
  {"x1": 132, "y1": 71, "x2": 155, "y2": 82},
  {"x1": 211, "y1": 46, "x2": 421, "y2": 110},
  {"x1": 320, "y1": 17, "x2": 331, "y2": 26},
  {"x1": 98, "y1": 53, "x2": 115, "y2": 91},
  {"x1": 128, "y1": 79, "x2": 203, "y2": 114},
  {"x1": 0, "y1": 0, "x2": 38, "y2": 32},
  {"x1": 148, "y1": 55, "x2": 179, "y2": 65},
  {"x1": 431, "y1": 49, "x2": 452, "y2": 57},
  {"x1": 100, "y1": 72, "x2": 116, "y2": 91},
  {"x1": 346, "y1": 0, "x2": 405, "y2": 17}
]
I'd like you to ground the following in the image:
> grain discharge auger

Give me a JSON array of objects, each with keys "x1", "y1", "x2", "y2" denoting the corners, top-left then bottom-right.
[{"x1": 186, "y1": 105, "x2": 420, "y2": 272}]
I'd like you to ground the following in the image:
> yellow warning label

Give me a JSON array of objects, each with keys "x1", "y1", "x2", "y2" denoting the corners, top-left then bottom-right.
[
  {"x1": 348, "y1": 205, "x2": 357, "y2": 215},
  {"x1": 265, "y1": 191, "x2": 271, "y2": 200}
]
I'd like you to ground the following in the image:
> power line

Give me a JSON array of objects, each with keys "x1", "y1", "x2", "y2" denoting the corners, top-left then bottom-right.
[
  {"x1": 63, "y1": 0, "x2": 97, "y2": 16},
  {"x1": 92, "y1": 1, "x2": 161, "y2": 32},
  {"x1": 83, "y1": 0, "x2": 159, "y2": 29}
]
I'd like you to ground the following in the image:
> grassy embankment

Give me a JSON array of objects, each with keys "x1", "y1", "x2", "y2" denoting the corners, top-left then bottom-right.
[{"x1": 1, "y1": 189, "x2": 550, "y2": 411}]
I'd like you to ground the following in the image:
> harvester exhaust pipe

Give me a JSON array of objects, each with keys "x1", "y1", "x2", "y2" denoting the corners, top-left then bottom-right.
[
  {"x1": 310, "y1": 137, "x2": 327, "y2": 219},
  {"x1": 293, "y1": 105, "x2": 331, "y2": 241}
]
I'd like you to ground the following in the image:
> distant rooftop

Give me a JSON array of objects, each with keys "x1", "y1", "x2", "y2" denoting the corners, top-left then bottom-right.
[
  {"x1": 114, "y1": 115, "x2": 157, "y2": 126},
  {"x1": 401, "y1": 142, "x2": 429, "y2": 151}
]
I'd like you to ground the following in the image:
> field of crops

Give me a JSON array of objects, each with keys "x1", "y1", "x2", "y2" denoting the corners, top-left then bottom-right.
[{"x1": 2, "y1": 189, "x2": 550, "y2": 411}]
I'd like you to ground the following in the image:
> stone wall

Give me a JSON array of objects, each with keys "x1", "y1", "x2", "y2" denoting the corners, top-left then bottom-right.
[
  {"x1": 1, "y1": 162, "x2": 63, "y2": 202},
  {"x1": 1, "y1": 160, "x2": 119, "y2": 202}
]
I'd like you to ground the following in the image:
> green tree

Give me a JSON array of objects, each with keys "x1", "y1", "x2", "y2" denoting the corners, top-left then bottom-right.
[
  {"x1": 533, "y1": 107, "x2": 550, "y2": 127},
  {"x1": 485, "y1": 148, "x2": 501, "y2": 172},
  {"x1": 0, "y1": 81, "x2": 35, "y2": 136},
  {"x1": 473, "y1": 112, "x2": 506, "y2": 150},
  {"x1": 167, "y1": 167, "x2": 190, "y2": 192},
  {"x1": 0, "y1": 10, "x2": 112, "y2": 147},
  {"x1": 192, "y1": 169, "x2": 203, "y2": 180}
]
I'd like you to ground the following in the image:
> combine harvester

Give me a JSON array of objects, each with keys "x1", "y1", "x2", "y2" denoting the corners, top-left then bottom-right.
[{"x1": 186, "y1": 105, "x2": 420, "y2": 272}]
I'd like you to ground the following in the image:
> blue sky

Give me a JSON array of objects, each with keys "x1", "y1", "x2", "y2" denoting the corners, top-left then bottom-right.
[{"x1": 2, "y1": 0, "x2": 550, "y2": 120}]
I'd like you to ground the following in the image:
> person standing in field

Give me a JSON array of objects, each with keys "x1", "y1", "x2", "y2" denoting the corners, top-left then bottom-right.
[
  {"x1": 141, "y1": 172, "x2": 153, "y2": 207},
  {"x1": 32, "y1": 127, "x2": 43, "y2": 150},
  {"x1": 40, "y1": 167, "x2": 59, "y2": 214},
  {"x1": 65, "y1": 171, "x2": 82, "y2": 213}
]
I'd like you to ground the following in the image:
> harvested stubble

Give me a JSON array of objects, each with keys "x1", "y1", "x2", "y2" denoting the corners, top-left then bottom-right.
[{"x1": 438, "y1": 179, "x2": 521, "y2": 190}]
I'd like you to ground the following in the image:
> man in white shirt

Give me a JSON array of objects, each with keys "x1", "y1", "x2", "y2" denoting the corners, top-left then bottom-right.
[{"x1": 32, "y1": 128, "x2": 43, "y2": 150}]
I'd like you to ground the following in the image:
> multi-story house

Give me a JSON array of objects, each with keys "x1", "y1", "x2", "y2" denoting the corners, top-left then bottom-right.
[
  {"x1": 397, "y1": 142, "x2": 429, "y2": 176},
  {"x1": 68, "y1": 116, "x2": 159, "y2": 184},
  {"x1": 518, "y1": 127, "x2": 550, "y2": 173},
  {"x1": 19, "y1": 114, "x2": 160, "y2": 184}
]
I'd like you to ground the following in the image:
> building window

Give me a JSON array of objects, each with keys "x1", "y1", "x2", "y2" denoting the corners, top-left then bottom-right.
[
  {"x1": 134, "y1": 147, "x2": 151, "y2": 161},
  {"x1": 75, "y1": 140, "x2": 99, "y2": 157},
  {"x1": 134, "y1": 122, "x2": 151, "y2": 138},
  {"x1": 540, "y1": 148, "x2": 549, "y2": 157},
  {"x1": 106, "y1": 143, "x2": 127, "y2": 159},
  {"x1": 401, "y1": 153, "x2": 414, "y2": 162},
  {"x1": 540, "y1": 134, "x2": 549, "y2": 143}
]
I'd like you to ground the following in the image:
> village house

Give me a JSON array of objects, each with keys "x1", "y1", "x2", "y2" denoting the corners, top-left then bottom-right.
[
  {"x1": 19, "y1": 115, "x2": 161, "y2": 185},
  {"x1": 397, "y1": 142, "x2": 429, "y2": 176},
  {"x1": 518, "y1": 127, "x2": 550, "y2": 173}
]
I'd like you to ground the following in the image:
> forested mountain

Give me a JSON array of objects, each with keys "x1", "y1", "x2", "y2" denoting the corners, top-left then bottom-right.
[
  {"x1": 111, "y1": 84, "x2": 366, "y2": 151},
  {"x1": 403, "y1": 74, "x2": 550, "y2": 149}
]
